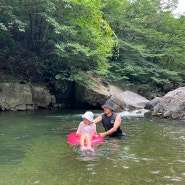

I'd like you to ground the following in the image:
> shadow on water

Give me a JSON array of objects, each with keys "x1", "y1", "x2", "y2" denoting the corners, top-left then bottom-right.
[{"x1": 0, "y1": 110, "x2": 185, "y2": 185}]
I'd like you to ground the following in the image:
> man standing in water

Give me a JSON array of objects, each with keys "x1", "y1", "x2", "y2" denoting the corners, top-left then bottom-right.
[{"x1": 94, "y1": 100, "x2": 125, "y2": 140}]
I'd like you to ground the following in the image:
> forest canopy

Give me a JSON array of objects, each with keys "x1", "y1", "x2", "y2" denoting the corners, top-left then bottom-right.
[{"x1": 0, "y1": 0, "x2": 184, "y2": 94}]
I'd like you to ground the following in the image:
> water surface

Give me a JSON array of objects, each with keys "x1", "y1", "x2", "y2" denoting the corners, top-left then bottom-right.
[{"x1": 0, "y1": 110, "x2": 185, "y2": 185}]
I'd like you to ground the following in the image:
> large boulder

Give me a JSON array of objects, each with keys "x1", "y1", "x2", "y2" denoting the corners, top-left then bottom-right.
[
  {"x1": 74, "y1": 81, "x2": 109, "y2": 108},
  {"x1": 114, "y1": 91, "x2": 149, "y2": 110},
  {"x1": 153, "y1": 87, "x2": 185, "y2": 120},
  {"x1": 31, "y1": 85, "x2": 53, "y2": 108},
  {"x1": 74, "y1": 75, "x2": 149, "y2": 111},
  {"x1": 0, "y1": 83, "x2": 55, "y2": 111},
  {"x1": 0, "y1": 83, "x2": 33, "y2": 111}
]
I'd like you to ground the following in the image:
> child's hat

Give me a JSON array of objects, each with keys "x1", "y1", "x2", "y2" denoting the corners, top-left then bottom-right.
[{"x1": 82, "y1": 111, "x2": 94, "y2": 122}]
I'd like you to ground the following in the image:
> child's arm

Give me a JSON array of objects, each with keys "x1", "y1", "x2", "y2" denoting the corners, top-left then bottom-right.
[
  {"x1": 76, "y1": 122, "x2": 83, "y2": 136},
  {"x1": 92, "y1": 123, "x2": 97, "y2": 135},
  {"x1": 76, "y1": 131, "x2": 82, "y2": 137},
  {"x1": 76, "y1": 122, "x2": 81, "y2": 133}
]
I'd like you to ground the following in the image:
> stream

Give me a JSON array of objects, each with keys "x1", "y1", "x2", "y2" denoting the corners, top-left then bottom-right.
[{"x1": 0, "y1": 109, "x2": 185, "y2": 185}]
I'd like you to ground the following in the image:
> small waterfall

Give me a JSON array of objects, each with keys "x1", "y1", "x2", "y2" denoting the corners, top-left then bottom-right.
[{"x1": 119, "y1": 109, "x2": 150, "y2": 117}]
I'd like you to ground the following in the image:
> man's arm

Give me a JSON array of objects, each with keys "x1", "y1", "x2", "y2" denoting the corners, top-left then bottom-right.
[{"x1": 94, "y1": 115, "x2": 102, "y2": 124}]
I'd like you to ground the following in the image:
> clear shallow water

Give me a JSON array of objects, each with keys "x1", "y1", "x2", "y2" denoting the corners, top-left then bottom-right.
[{"x1": 0, "y1": 110, "x2": 185, "y2": 185}]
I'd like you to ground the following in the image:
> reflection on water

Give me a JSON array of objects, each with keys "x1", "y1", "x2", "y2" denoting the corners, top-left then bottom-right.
[{"x1": 0, "y1": 110, "x2": 185, "y2": 185}]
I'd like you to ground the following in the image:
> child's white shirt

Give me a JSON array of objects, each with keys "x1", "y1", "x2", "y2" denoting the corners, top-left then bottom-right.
[{"x1": 76, "y1": 121, "x2": 96, "y2": 137}]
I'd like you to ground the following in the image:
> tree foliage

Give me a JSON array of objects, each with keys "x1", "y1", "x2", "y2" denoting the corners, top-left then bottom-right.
[
  {"x1": 0, "y1": 0, "x2": 115, "y2": 84},
  {"x1": 0, "y1": 0, "x2": 185, "y2": 95},
  {"x1": 102, "y1": 0, "x2": 185, "y2": 92}
]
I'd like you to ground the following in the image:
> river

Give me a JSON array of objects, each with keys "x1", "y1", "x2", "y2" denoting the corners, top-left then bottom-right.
[{"x1": 0, "y1": 110, "x2": 185, "y2": 185}]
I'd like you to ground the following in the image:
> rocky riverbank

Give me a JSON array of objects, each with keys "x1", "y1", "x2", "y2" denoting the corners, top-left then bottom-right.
[
  {"x1": 0, "y1": 83, "x2": 56, "y2": 111},
  {"x1": 0, "y1": 81, "x2": 184, "y2": 121}
]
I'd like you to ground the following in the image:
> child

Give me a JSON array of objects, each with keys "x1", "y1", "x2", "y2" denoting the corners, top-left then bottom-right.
[{"x1": 76, "y1": 111, "x2": 96, "y2": 152}]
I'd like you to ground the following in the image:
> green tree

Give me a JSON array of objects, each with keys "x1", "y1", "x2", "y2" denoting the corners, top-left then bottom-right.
[
  {"x1": 0, "y1": 0, "x2": 115, "y2": 85},
  {"x1": 102, "y1": 0, "x2": 185, "y2": 92},
  {"x1": 54, "y1": 0, "x2": 115, "y2": 79}
]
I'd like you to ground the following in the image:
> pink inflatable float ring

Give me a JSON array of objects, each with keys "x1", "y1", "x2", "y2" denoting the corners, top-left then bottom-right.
[{"x1": 67, "y1": 132, "x2": 104, "y2": 145}]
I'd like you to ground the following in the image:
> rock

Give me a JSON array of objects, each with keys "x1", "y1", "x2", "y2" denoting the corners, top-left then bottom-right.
[
  {"x1": 153, "y1": 87, "x2": 185, "y2": 120},
  {"x1": 0, "y1": 83, "x2": 32, "y2": 111},
  {"x1": 74, "y1": 74, "x2": 149, "y2": 110},
  {"x1": 110, "y1": 95, "x2": 126, "y2": 111},
  {"x1": 74, "y1": 83, "x2": 108, "y2": 108},
  {"x1": 114, "y1": 91, "x2": 149, "y2": 110},
  {"x1": 31, "y1": 85, "x2": 52, "y2": 108},
  {"x1": 0, "y1": 83, "x2": 55, "y2": 111},
  {"x1": 144, "y1": 97, "x2": 161, "y2": 110}
]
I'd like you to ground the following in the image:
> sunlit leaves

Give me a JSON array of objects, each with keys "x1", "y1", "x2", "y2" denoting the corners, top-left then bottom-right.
[{"x1": 0, "y1": 23, "x2": 7, "y2": 31}]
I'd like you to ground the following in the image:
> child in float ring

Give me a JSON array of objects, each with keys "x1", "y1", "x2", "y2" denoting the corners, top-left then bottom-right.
[{"x1": 76, "y1": 111, "x2": 96, "y2": 152}]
